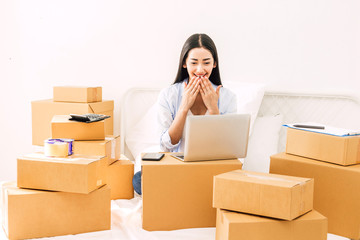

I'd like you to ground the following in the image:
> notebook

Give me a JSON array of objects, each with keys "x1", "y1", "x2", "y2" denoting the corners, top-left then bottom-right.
[
  {"x1": 171, "y1": 114, "x2": 250, "y2": 162},
  {"x1": 284, "y1": 122, "x2": 360, "y2": 136}
]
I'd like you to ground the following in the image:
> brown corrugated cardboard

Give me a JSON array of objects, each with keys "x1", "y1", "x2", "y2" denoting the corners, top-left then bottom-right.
[
  {"x1": 51, "y1": 115, "x2": 105, "y2": 140},
  {"x1": 17, "y1": 153, "x2": 107, "y2": 194},
  {"x1": 73, "y1": 135, "x2": 120, "y2": 165},
  {"x1": 142, "y1": 153, "x2": 243, "y2": 231},
  {"x1": 213, "y1": 170, "x2": 313, "y2": 220},
  {"x1": 2, "y1": 182, "x2": 110, "y2": 240},
  {"x1": 286, "y1": 127, "x2": 360, "y2": 165},
  {"x1": 107, "y1": 155, "x2": 134, "y2": 200},
  {"x1": 216, "y1": 209, "x2": 327, "y2": 240},
  {"x1": 31, "y1": 99, "x2": 113, "y2": 146},
  {"x1": 270, "y1": 152, "x2": 360, "y2": 239},
  {"x1": 53, "y1": 86, "x2": 102, "y2": 103}
]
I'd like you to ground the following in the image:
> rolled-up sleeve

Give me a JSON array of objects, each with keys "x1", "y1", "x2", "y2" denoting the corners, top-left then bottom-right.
[{"x1": 157, "y1": 88, "x2": 181, "y2": 152}]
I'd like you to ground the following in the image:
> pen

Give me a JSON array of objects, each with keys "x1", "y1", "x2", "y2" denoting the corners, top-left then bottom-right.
[{"x1": 293, "y1": 124, "x2": 325, "y2": 130}]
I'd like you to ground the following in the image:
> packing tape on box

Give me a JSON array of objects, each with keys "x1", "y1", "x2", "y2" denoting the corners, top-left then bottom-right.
[
  {"x1": 111, "y1": 138, "x2": 116, "y2": 159},
  {"x1": 1, "y1": 183, "x2": 9, "y2": 235},
  {"x1": 231, "y1": 171, "x2": 306, "y2": 186},
  {"x1": 105, "y1": 136, "x2": 116, "y2": 159},
  {"x1": 25, "y1": 153, "x2": 95, "y2": 162},
  {"x1": 44, "y1": 139, "x2": 74, "y2": 157}
]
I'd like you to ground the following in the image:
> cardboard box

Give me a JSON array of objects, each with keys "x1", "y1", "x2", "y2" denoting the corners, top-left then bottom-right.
[
  {"x1": 51, "y1": 115, "x2": 105, "y2": 140},
  {"x1": 107, "y1": 155, "x2": 134, "y2": 200},
  {"x1": 142, "y1": 153, "x2": 243, "y2": 231},
  {"x1": 73, "y1": 135, "x2": 120, "y2": 165},
  {"x1": 1, "y1": 182, "x2": 110, "y2": 240},
  {"x1": 53, "y1": 86, "x2": 102, "y2": 103},
  {"x1": 31, "y1": 99, "x2": 113, "y2": 146},
  {"x1": 17, "y1": 153, "x2": 107, "y2": 194},
  {"x1": 270, "y1": 152, "x2": 360, "y2": 239},
  {"x1": 213, "y1": 170, "x2": 313, "y2": 220},
  {"x1": 286, "y1": 127, "x2": 360, "y2": 165},
  {"x1": 216, "y1": 209, "x2": 327, "y2": 240}
]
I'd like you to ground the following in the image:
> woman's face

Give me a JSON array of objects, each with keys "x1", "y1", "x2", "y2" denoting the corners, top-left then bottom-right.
[{"x1": 183, "y1": 47, "x2": 216, "y2": 79}]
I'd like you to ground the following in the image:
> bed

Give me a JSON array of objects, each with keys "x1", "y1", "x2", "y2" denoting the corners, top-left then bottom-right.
[
  {"x1": 121, "y1": 85, "x2": 360, "y2": 172},
  {"x1": 1, "y1": 85, "x2": 360, "y2": 240},
  {"x1": 118, "y1": 85, "x2": 360, "y2": 240}
]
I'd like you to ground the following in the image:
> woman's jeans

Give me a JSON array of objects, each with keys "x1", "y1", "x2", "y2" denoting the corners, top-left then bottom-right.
[{"x1": 132, "y1": 171, "x2": 142, "y2": 195}]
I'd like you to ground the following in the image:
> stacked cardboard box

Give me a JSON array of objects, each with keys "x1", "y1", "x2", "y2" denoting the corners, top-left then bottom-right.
[
  {"x1": 2, "y1": 86, "x2": 135, "y2": 239},
  {"x1": 270, "y1": 127, "x2": 360, "y2": 239},
  {"x1": 216, "y1": 209, "x2": 327, "y2": 240},
  {"x1": 51, "y1": 115, "x2": 106, "y2": 140},
  {"x1": 32, "y1": 86, "x2": 114, "y2": 146},
  {"x1": 141, "y1": 153, "x2": 243, "y2": 230},
  {"x1": 107, "y1": 154, "x2": 134, "y2": 200},
  {"x1": 71, "y1": 134, "x2": 134, "y2": 200},
  {"x1": 213, "y1": 169, "x2": 328, "y2": 240},
  {"x1": 73, "y1": 135, "x2": 120, "y2": 165},
  {"x1": 285, "y1": 127, "x2": 360, "y2": 165},
  {"x1": 72, "y1": 136, "x2": 134, "y2": 199},
  {"x1": 2, "y1": 182, "x2": 110, "y2": 240}
]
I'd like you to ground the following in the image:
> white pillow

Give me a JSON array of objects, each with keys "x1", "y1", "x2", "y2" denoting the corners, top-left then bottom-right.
[
  {"x1": 223, "y1": 81, "x2": 266, "y2": 134},
  {"x1": 125, "y1": 104, "x2": 159, "y2": 160},
  {"x1": 243, "y1": 114, "x2": 283, "y2": 173}
]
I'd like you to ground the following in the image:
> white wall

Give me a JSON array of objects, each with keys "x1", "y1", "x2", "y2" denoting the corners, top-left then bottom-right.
[{"x1": 0, "y1": 0, "x2": 359, "y2": 181}]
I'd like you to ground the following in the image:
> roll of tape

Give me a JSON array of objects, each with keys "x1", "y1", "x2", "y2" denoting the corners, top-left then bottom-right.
[
  {"x1": 44, "y1": 139, "x2": 74, "y2": 157},
  {"x1": 61, "y1": 139, "x2": 74, "y2": 155}
]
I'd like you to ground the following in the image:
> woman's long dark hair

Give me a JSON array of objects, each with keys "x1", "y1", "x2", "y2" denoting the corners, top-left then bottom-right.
[{"x1": 173, "y1": 33, "x2": 222, "y2": 85}]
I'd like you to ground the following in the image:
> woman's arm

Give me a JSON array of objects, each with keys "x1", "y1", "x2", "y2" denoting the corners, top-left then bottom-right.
[
  {"x1": 158, "y1": 77, "x2": 200, "y2": 151},
  {"x1": 168, "y1": 77, "x2": 200, "y2": 144}
]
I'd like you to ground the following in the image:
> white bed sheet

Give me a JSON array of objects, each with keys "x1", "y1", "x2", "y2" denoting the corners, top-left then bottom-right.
[{"x1": 0, "y1": 197, "x2": 350, "y2": 240}]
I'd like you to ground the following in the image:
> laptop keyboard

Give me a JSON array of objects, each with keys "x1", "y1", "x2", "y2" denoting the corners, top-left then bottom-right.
[{"x1": 171, "y1": 154, "x2": 184, "y2": 160}]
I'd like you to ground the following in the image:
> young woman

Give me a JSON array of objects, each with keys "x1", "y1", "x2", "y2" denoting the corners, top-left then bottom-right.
[
  {"x1": 133, "y1": 33, "x2": 237, "y2": 195},
  {"x1": 157, "y1": 33, "x2": 237, "y2": 152}
]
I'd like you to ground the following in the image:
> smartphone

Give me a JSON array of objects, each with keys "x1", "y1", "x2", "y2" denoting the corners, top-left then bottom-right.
[{"x1": 142, "y1": 153, "x2": 165, "y2": 161}]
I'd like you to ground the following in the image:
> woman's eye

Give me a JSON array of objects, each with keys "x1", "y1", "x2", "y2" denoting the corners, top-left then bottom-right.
[{"x1": 204, "y1": 62, "x2": 210, "y2": 65}]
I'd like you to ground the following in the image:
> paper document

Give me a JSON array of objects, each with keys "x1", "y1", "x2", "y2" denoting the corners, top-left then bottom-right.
[{"x1": 284, "y1": 122, "x2": 360, "y2": 137}]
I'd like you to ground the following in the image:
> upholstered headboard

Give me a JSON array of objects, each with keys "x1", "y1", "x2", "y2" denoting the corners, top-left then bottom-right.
[
  {"x1": 121, "y1": 88, "x2": 360, "y2": 161},
  {"x1": 257, "y1": 91, "x2": 360, "y2": 152}
]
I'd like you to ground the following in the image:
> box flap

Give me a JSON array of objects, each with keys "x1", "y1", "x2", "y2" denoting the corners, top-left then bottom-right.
[
  {"x1": 54, "y1": 86, "x2": 101, "y2": 89},
  {"x1": 119, "y1": 154, "x2": 130, "y2": 161},
  {"x1": 4, "y1": 182, "x2": 57, "y2": 196},
  {"x1": 218, "y1": 170, "x2": 311, "y2": 188},
  {"x1": 89, "y1": 100, "x2": 114, "y2": 113},
  {"x1": 272, "y1": 152, "x2": 360, "y2": 171},
  {"x1": 32, "y1": 99, "x2": 90, "y2": 109},
  {"x1": 32, "y1": 99, "x2": 113, "y2": 113},
  {"x1": 142, "y1": 153, "x2": 242, "y2": 166},
  {"x1": 19, "y1": 153, "x2": 105, "y2": 165},
  {"x1": 51, "y1": 115, "x2": 72, "y2": 123}
]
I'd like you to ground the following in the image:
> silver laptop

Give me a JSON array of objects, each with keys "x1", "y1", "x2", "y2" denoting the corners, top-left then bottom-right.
[{"x1": 171, "y1": 114, "x2": 250, "y2": 162}]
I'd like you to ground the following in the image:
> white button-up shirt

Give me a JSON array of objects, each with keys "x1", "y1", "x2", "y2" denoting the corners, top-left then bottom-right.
[{"x1": 157, "y1": 80, "x2": 237, "y2": 152}]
